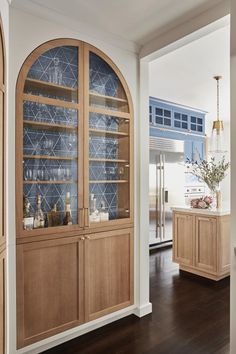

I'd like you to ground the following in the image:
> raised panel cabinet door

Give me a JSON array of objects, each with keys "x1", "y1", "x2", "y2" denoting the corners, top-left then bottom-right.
[
  {"x1": 173, "y1": 213, "x2": 194, "y2": 266},
  {"x1": 218, "y1": 215, "x2": 230, "y2": 274},
  {"x1": 195, "y1": 216, "x2": 217, "y2": 273},
  {"x1": 85, "y1": 228, "x2": 134, "y2": 322},
  {"x1": 16, "y1": 237, "x2": 84, "y2": 348},
  {"x1": 0, "y1": 249, "x2": 5, "y2": 354}
]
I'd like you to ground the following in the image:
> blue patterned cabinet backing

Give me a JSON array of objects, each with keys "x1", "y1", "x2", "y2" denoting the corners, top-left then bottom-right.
[
  {"x1": 17, "y1": 41, "x2": 132, "y2": 234},
  {"x1": 149, "y1": 97, "x2": 206, "y2": 162}
]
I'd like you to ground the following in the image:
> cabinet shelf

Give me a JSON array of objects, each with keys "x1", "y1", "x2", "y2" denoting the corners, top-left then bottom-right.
[
  {"x1": 23, "y1": 180, "x2": 76, "y2": 184},
  {"x1": 23, "y1": 120, "x2": 77, "y2": 132},
  {"x1": 89, "y1": 158, "x2": 128, "y2": 163},
  {"x1": 89, "y1": 180, "x2": 128, "y2": 184},
  {"x1": 89, "y1": 128, "x2": 128, "y2": 138},
  {"x1": 89, "y1": 106, "x2": 130, "y2": 119},
  {"x1": 23, "y1": 155, "x2": 77, "y2": 161},
  {"x1": 25, "y1": 78, "x2": 78, "y2": 93},
  {"x1": 89, "y1": 92, "x2": 127, "y2": 103},
  {"x1": 23, "y1": 93, "x2": 79, "y2": 110}
]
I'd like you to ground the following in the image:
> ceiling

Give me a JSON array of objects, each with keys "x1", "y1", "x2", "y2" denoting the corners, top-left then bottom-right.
[
  {"x1": 12, "y1": 0, "x2": 225, "y2": 45},
  {"x1": 149, "y1": 25, "x2": 230, "y2": 128}
]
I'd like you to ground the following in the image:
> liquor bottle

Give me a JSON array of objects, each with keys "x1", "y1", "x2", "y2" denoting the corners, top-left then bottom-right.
[
  {"x1": 44, "y1": 213, "x2": 49, "y2": 228},
  {"x1": 23, "y1": 195, "x2": 34, "y2": 230},
  {"x1": 89, "y1": 194, "x2": 100, "y2": 222},
  {"x1": 63, "y1": 192, "x2": 73, "y2": 225},
  {"x1": 34, "y1": 195, "x2": 45, "y2": 228},
  {"x1": 49, "y1": 203, "x2": 61, "y2": 227},
  {"x1": 99, "y1": 199, "x2": 109, "y2": 221}
]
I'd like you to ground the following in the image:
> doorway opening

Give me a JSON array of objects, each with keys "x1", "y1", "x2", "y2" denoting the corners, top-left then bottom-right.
[
  {"x1": 148, "y1": 22, "x2": 230, "y2": 250},
  {"x1": 142, "y1": 15, "x2": 231, "y2": 353}
]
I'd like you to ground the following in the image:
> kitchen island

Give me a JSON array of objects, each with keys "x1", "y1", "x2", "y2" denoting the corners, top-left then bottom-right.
[{"x1": 172, "y1": 207, "x2": 230, "y2": 281}]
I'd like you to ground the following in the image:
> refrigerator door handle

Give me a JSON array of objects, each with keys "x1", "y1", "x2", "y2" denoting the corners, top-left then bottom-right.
[
  {"x1": 161, "y1": 154, "x2": 165, "y2": 240},
  {"x1": 165, "y1": 190, "x2": 169, "y2": 203},
  {"x1": 156, "y1": 155, "x2": 160, "y2": 240}
]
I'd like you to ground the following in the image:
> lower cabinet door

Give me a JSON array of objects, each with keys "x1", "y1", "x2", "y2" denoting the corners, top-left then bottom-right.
[
  {"x1": 0, "y1": 248, "x2": 5, "y2": 354},
  {"x1": 195, "y1": 216, "x2": 217, "y2": 273},
  {"x1": 16, "y1": 237, "x2": 84, "y2": 348},
  {"x1": 85, "y1": 228, "x2": 134, "y2": 322},
  {"x1": 173, "y1": 213, "x2": 194, "y2": 266}
]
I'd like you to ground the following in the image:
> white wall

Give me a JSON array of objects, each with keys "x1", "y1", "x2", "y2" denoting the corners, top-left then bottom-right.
[
  {"x1": 8, "y1": 6, "x2": 151, "y2": 354},
  {"x1": 149, "y1": 25, "x2": 230, "y2": 205},
  {"x1": 230, "y1": 1, "x2": 236, "y2": 352},
  {"x1": 0, "y1": 1, "x2": 9, "y2": 354}
]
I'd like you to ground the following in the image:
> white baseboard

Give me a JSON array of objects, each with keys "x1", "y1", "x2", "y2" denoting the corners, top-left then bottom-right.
[
  {"x1": 16, "y1": 305, "x2": 136, "y2": 354},
  {"x1": 16, "y1": 303, "x2": 153, "y2": 354},
  {"x1": 133, "y1": 302, "x2": 152, "y2": 317}
]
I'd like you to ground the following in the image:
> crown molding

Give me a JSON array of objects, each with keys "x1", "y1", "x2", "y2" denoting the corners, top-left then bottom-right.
[
  {"x1": 140, "y1": 0, "x2": 230, "y2": 60},
  {"x1": 10, "y1": 0, "x2": 140, "y2": 54}
]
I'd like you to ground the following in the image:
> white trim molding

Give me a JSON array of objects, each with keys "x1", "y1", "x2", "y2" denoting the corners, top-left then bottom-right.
[{"x1": 133, "y1": 303, "x2": 153, "y2": 318}]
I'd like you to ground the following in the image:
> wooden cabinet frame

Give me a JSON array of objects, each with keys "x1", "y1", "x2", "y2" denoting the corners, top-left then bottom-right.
[
  {"x1": 16, "y1": 228, "x2": 133, "y2": 348},
  {"x1": 15, "y1": 39, "x2": 134, "y2": 349},
  {"x1": 15, "y1": 39, "x2": 134, "y2": 241},
  {"x1": 173, "y1": 212, "x2": 230, "y2": 280}
]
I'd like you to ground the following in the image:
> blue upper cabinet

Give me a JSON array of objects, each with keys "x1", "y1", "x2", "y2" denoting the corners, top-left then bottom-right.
[{"x1": 149, "y1": 97, "x2": 206, "y2": 136}]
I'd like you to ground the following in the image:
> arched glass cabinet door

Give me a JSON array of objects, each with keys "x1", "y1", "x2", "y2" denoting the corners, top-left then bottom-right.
[
  {"x1": 16, "y1": 40, "x2": 84, "y2": 235},
  {"x1": 84, "y1": 44, "x2": 133, "y2": 226}
]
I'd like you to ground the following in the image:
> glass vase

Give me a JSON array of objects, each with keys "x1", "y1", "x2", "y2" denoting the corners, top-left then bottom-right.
[{"x1": 211, "y1": 185, "x2": 221, "y2": 209}]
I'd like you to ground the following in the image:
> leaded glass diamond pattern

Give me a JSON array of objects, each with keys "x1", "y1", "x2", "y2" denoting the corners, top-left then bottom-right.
[
  {"x1": 24, "y1": 101, "x2": 78, "y2": 126},
  {"x1": 89, "y1": 161, "x2": 119, "y2": 181},
  {"x1": 27, "y1": 46, "x2": 78, "y2": 88},
  {"x1": 24, "y1": 127, "x2": 77, "y2": 158},
  {"x1": 24, "y1": 183, "x2": 78, "y2": 224},
  {"x1": 89, "y1": 136, "x2": 118, "y2": 159},
  {"x1": 89, "y1": 112, "x2": 120, "y2": 132},
  {"x1": 90, "y1": 52, "x2": 125, "y2": 98},
  {"x1": 89, "y1": 183, "x2": 117, "y2": 220}
]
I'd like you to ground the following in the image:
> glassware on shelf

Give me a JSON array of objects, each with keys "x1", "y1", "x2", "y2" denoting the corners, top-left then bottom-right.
[
  {"x1": 49, "y1": 58, "x2": 63, "y2": 85},
  {"x1": 89, "y1": 194, "x2": 100, "y2": 222},
  {"x1": 99, "y1": 200, "x2": 109, "y2": 222},
  {"x1": 33, "y1": 194, "x2": 45, "y2": 228}
]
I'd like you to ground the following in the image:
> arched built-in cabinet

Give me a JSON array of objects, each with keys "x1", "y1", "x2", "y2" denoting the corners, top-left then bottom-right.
[{"x1": 16, "y1": 39, "x2": 134, "y2": 348}]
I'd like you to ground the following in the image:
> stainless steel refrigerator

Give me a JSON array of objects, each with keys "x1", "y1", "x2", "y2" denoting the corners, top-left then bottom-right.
[{"x1": 149, "y1": 137, "x2": 185, "y2": 247}]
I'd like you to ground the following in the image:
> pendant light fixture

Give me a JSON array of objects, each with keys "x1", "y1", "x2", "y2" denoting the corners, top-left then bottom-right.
[{"x1": 209, "y1": 75, "x2": 227, "y2": 154}]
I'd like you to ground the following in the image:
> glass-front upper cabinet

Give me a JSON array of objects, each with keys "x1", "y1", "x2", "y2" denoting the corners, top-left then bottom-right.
[
  {"x1": 18, "y1": 41, "x2": 82, "y2": 235},
  {"x1": 86, "y1": 47, "x2": 132, "y2": 225},
  {"x1": 16, "y1": 40, "x2": 133, "y2": 237}
]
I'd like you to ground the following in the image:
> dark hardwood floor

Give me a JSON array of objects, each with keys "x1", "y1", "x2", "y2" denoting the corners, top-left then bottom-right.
[{"x1": 44, "y1": 247, "x2": 230, "y2": 354}]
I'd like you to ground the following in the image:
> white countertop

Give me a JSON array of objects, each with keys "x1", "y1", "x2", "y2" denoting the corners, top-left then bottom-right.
[{"x1": 171, "y1": 206, "x2": 230, "y2": 216}]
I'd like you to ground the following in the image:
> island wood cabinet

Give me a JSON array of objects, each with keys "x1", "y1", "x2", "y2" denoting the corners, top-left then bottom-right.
[
  {"x1": 16, "y1": 39, "x2": 134, "y2": 348},
  {"x1": 173, "y1": 211, "x2": 230, "y2": 280},
  {"x1": 17, "y1": 228, "x2": 133, "y2": 348}
]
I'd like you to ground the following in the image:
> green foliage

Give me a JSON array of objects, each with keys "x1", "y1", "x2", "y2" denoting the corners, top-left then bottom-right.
[{"x1": 188, "y1": 156, "x2": 230, "y2": 192}]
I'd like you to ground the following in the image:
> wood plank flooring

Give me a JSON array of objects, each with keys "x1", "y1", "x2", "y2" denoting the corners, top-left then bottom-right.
[{"x1": 44, "y1": 247, "x2": 230, "y2": 354}]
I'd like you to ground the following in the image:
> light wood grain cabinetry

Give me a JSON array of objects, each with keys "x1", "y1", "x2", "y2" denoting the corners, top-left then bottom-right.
[
  {"x1": 173, "y1": 212, "x2": 230, "y2": 280},
  {"x1": 195, "y1": 216, "x2": 217, "y2": 273},
  {"x1": 173, "y1": 213, "x2": 194, "y2": 266},
  {"x1": 16, "y1": 39, "x2": 134, "y2": 348},
  {"x1": 85, "y1": 229, "x2": 133, "y2": 321},
  {"x1": 16, "y1": 229, "x2": 133, "y2": 348},
  {"x1": 16, "y1": 237, "x2": 84, "y2": 348}
]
